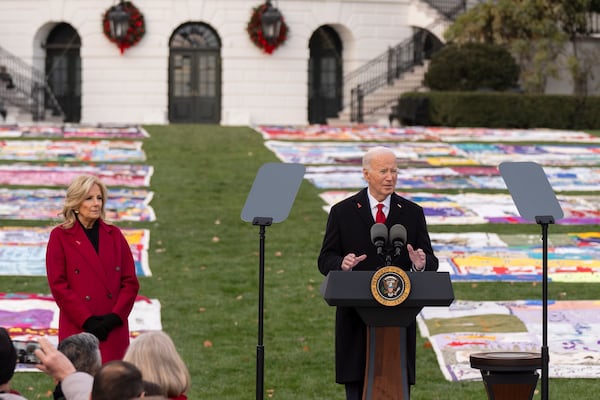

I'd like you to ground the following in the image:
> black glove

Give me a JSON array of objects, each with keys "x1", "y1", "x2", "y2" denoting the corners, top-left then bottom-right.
[
  {"x1": 101, "y1": 313, "x2": 123, "y2": 331},
  {"x1": 83, "y1": 316, "x2": 110, "y2": 341}
]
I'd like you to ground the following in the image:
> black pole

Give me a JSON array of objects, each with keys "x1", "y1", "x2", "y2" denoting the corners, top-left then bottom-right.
[
  {"x1": 541, "y1": 221, "x2": 549, "y2": 400},
  {"x1": 357, "y1": 85, "x2": 364, "y2": 123},
  {"x1": 253, "y1": 217, "x2": 272, "y2": 400},
  {"x1": 536, "y1": 216, "x2": 553, "y2": 400}
]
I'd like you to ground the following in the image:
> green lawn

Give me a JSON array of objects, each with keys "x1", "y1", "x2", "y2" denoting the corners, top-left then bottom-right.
[{"x1": 7, "y1": 124, "x2": 600, "y2": 399}]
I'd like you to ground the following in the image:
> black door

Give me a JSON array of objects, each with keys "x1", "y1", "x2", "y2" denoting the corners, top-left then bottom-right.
[
  {"x1": 308, "y1": 26, "x2": 343, "y2": 124},
  {"x1": 169, "y1": 23, "x2": 221, "y2": 123},
  {"x1": 45, "y1": 23, "x2": 81, "y2": 123}
]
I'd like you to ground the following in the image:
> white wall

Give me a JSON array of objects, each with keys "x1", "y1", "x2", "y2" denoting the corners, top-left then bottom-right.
[
  {"x1": 545, "y1": 38, "x2": 600, "y2": 96},
  {"x1": 0, "y1": 0, "x2": 436, "y2": 125}
]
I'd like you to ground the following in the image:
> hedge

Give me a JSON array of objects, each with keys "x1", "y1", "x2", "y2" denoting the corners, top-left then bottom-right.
[{"x1": 396, "y1": 92, "x2": 600, "y2": 129}]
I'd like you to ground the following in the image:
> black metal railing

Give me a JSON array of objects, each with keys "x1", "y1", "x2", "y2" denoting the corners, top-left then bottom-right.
[
  {"x1": 345, "y1": 0, "x2": 471, "y2": 122},
  {"x1": 0, "y1": 46, "x2": 64, "y2": 121},
  {"x1": 348, "y1": 32, "x2": 424, "y2": 123}
]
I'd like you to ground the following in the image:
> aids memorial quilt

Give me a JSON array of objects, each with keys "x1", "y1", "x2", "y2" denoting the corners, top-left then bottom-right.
[
  {"x1": 431, "y1": 232, "x2": 600, "y2": 282},
  {"x1": 418, "y1": 299, "x2": 600, "y2": 381},
  {"x1": 0, "y1": 140, "x2": 146, "y2": 162},
  {"x1": 0, "y1": 292, "x2": 161, "y2": 371},
  {"x1": 0, "y1": 124, "x2": 149, "y2": 139},
  {"x1": 0, "y1": 163, "x2": 153, "y2": 187},
  {"x1": 0, "y1": 187, "x2": 155, "y2": 222},
  {"x1": 0, "y1": 226, "x2": 151, "y2": 277},
  {"x1": 256, "y1": 125, "x2": 600, "y2": 143}
]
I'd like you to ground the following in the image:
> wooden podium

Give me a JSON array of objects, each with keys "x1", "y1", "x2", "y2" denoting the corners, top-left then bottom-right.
[{"x1": 320, "y1": 271, "x2": 454, "y2": 400}]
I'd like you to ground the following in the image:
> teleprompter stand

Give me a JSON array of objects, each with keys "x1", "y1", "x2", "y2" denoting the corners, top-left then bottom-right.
[
  {"x1": 498, "y1": 161, "x2": 564, "y2": 400},
  {"x1": 241, "y1": 162, "x2": 305, "y2": 400},
  {"x1": 321, "y1": 271, "x2": 454, "y2": 399}
]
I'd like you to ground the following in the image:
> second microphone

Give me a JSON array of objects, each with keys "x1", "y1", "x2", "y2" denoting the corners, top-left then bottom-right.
[{"x1": 370, "y1": 223, "x2": 407, "y2": 257}]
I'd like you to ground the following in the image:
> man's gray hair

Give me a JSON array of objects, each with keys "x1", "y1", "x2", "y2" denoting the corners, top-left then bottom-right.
[
  {"x1": 58, "y1": 332, "x2": 102, "y2": 376},
  {"x1": 362, "y1": 146, "x2": 396, "y2": 169}
]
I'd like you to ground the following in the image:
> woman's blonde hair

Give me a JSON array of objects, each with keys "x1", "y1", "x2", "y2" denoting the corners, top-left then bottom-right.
[
  {"x1": 60, "y1": 175, "x2": 108, "y2": 229},
  {"x1": 123, "y1": 331, "x2": 191, "y2": 398}
]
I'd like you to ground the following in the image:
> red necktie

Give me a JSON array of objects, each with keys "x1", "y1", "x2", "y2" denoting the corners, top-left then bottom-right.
[{"x1": 376, "y1": 203, "x2": 386, "y2": 223}]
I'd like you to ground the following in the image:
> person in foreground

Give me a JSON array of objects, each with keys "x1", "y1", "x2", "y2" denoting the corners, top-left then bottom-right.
[
  {"x1": 0, "y1": 327, "x2": 28, "y2": 400},
  {"x1": 90, "y1": 360, "x2": 145, "y2": 400},
  {"x1": 35, "y1": 337, "x2": 146, "y2": 400},
  {"x1": 53, "y1": 332, "x2": 102, "y2": 400},
  {"x1": 317, "y1": 146, "x2": 438, "y2": 400},
  {"x1": 34, "y1": 337, "x2": 90, "y2": 400},
  {"x1": 46, "y1": 175, "x2": 140, "y2": 363},
  {"x1": 123, "y1": 331, "x2": 191, "y2": 400}
]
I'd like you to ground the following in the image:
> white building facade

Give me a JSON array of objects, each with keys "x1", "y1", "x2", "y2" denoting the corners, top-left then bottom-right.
[{"x1": 0, "y1": 0, "x2": 448, "y2": 125}]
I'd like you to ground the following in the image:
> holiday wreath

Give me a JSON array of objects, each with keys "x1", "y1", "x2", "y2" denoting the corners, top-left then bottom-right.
[
  {"x1": 102, "y1": 1, "x2": 146, "y2": 54},
  {"x1": 246, "y1": 3, "x2": 289, "y2": 54}
]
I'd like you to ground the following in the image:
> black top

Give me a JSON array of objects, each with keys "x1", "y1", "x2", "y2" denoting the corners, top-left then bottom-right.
[{"x1": 78, "y1": 218, "x2": 100, "y2": 253}]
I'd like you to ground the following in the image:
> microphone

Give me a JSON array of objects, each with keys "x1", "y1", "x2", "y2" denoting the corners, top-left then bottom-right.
[
  {"x1": 370, "y1": 223, "x2": 388, "y2": 255},
  {"x1": 389, "y1": 224, "x2": 407, "y2": 256}
]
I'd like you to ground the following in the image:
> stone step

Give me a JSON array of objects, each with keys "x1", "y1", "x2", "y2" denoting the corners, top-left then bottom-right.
[
  {"x1": 2, "y1": 105, "x2": 64, "y2": 123},
  {"x1": 330, "y1": 62, "x2": 430, "y2": 125}
]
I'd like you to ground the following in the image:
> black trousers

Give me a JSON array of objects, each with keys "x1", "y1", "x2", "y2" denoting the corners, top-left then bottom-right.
[{"x1": 345, "y1": 381, "x2": 363, "y2": 400}]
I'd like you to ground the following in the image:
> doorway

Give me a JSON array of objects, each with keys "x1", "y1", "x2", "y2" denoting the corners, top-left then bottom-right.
[
  {"x1": 45, "y1": 23, "x2": 81, "y2": 123},
  {"x1": 169, "y1": 23, "x2": 222, "y2": 123},
  {"x1": 308, "y1": 26, "x2": 343, "y2": 124}
]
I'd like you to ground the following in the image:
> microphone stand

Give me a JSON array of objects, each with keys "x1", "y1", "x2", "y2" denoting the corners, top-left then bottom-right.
[
  {"x1": 389, "y1": 243, "x2": 404, "y2": 268},
  {"x1": 374, "y1": 241, "x2": 388, "y2": 269}
]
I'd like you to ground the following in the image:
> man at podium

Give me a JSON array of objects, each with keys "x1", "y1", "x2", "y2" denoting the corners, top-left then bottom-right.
[{"x1": 317, "y1": 146, "x2": 438, "y2": 400}]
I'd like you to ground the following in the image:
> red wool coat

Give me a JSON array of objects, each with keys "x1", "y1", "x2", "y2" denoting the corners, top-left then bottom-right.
[{"x1": 46, "y1": 219, "x2": 140, "y2": 363}]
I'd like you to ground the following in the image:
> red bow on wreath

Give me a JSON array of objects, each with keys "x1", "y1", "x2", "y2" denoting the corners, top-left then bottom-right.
[
  {"x1": 103, "y1": 1, "x2": 146, "y2": 54},
  {"x1": 247, "y1": 2, "x2": 289, "y2": 54}
]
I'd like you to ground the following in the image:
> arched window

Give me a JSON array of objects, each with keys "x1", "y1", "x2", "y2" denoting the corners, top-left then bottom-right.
[{"x1": 170, "y1": 23, "x2": 221, "y2": 49}]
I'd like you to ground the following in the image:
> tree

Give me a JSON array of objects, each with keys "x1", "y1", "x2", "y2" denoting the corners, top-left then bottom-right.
[
  {"x1": 444, "y1": 0, "x2": 599, "y2": 95},
  {"x1": 559, "y1": 0, "x2": 599, "y2": 95}
]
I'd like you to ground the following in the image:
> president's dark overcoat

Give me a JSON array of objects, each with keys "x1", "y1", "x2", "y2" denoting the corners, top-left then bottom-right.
[{"x1": 318, "y1": 188, "x2": 438, "y2": 385}]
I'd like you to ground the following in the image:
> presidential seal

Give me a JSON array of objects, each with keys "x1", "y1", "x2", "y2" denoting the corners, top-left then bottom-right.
[{"x1": 370, "y1": 266, "x2": 411, "y2": 306}]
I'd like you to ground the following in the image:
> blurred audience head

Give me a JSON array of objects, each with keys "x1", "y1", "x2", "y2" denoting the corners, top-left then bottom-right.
[
  {"x1": 58, "y1": 332, "x2": 101, "y2": 376},
  {"x1": 91, "y1": 360, "x2": 143, "y2": 400},
  {"x1": 0, "y1": 327, "x2": 17, "y2": 386},
  {"x1": 124, "y1": 331, "x2": 191, "y2": 398}
]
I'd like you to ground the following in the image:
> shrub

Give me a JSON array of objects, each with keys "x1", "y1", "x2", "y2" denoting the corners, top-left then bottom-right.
[{"x1": 423, "y1": 42, "x2": 520, "y2": 91}]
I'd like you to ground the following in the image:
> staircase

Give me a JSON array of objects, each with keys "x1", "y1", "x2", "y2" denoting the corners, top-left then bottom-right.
[
  {"x1": 328, "y1": 0, "x2": 478, "y2": 126},
  {"x1": 327, "y1": 62, "x2": 430, "y2": 126},
  {"x1": 0, "y1": 47, "x2": 64, "y2": 124}
]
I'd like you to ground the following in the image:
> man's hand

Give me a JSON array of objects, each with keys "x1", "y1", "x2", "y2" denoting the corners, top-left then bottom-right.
[
  {"x1": 34, "y1": 337, "x2": 76, "y2": 382},
  {"x1": 341, "y1": 253, "x2": 367, "y2": 271},
  {"x1": 407, "y1": 244, "x2": 426, "y2": 271}
]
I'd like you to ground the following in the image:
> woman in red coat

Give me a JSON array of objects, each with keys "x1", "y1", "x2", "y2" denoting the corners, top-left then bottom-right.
[{"x1": 46, "y1": 175, "x2": 140, "y2": 363}]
